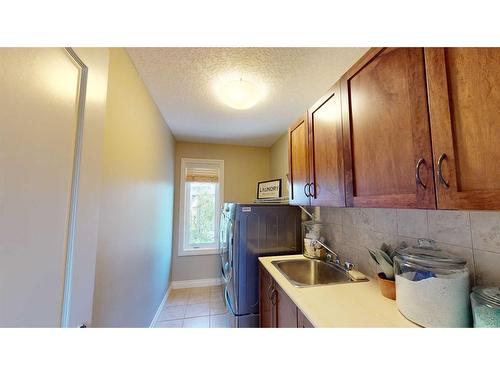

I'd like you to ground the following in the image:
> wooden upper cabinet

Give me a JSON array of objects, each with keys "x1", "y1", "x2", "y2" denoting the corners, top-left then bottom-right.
[
  {"x1": 425, "y1": 48, "x2": 500, "y2": 210},
  {"x1": 288, "y1": 116, "x2": 310, "y2": 205},
  {"x1": 308, "y1": 82, "x2": 345, "y2": 207},
  {"x1": 341, "y1": 48, "x2": 436, "y2": 208}
]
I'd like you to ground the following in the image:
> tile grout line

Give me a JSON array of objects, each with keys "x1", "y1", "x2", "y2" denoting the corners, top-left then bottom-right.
[
  {"x1": 396, "y1": 209, "x2": 400, "y2": 238},
  {"x1": 157, "y1": 286, "x2": 226, "y2": 328},
  {"x1": 425, "y1": 209, "x2": 430, "y2": 239},
  {"x1": 158, "y1": 288, "x2": 223, "y2": 322},
  {"x1": 468, "y1": 211, "x2": 477, "y2": 286}
]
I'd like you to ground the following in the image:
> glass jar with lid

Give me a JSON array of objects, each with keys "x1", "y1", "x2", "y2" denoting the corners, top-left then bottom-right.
[
  {"x1": 302, "y1": 220, "x2": 327, "y2": 260},
  {"x1": 394, "y1": 247, "x2": 471, "y2": 327},
  {"x1": 471, "y1": 286, "x2": 500, "y2": 328}
]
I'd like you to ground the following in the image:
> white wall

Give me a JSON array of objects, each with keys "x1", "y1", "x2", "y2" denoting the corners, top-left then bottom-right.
[{"x1": 91, "y1": 49, "x2": 176, "y2": 327}]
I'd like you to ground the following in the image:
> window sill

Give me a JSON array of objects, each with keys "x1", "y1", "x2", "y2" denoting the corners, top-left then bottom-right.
[{"x1": 178, "y1": 248, "x2": 220, "y2": 257}]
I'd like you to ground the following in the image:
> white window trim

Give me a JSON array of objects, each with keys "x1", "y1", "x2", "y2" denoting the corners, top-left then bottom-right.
[{"x1": 178, "y1": 158, "x2": 224, "y2": 257}]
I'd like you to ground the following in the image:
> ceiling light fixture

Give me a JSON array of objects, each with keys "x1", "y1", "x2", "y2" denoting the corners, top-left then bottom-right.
[{"x1": 215, "y1": 77, "x2": 264, "y2": 110}]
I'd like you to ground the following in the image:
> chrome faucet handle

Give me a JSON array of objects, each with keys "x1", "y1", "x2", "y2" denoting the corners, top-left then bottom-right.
[
  {"x1": 344, "y1": 262, "x2": 354, "y2": 271},
  {"x1": 325, "y1": 252, "x2": 340, "y2": 265},
  {"x1": 312, "y1": 239, "x2": 340, "y2": 262}
]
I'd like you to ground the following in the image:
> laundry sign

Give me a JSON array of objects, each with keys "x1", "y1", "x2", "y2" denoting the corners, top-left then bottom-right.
[{"x1": 257, "y1": 179, "x2": 282, "y2": 199}]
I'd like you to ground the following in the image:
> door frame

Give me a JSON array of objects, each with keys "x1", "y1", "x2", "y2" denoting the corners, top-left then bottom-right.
[{"x1": 60, "y1": 48, "x2": 88, "y2": 328}]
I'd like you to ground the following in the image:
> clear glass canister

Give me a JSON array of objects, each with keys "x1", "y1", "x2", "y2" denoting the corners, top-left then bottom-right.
[
  {"x1": 471, "y1": 286, "x2": 500, "y2": 328},
  {"x1": 302, "y1": 220, "x2": 327, "y2": 260},
  {"x1": 394, "y1": 249, "x2": 471, "y2": 327}
]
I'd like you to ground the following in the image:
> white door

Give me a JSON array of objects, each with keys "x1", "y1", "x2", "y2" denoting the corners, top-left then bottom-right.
[{"x1": 0, "y1": 48, "x2": 84, "y2": 327}]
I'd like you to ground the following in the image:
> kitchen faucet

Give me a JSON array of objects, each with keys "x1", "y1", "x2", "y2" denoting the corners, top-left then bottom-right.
[
  {"x1": 298, "y1": 205, "x2": 354, "y2": 272},
  {"x1": 310, "y1": 238, "x2": 354, "y2": 272}
]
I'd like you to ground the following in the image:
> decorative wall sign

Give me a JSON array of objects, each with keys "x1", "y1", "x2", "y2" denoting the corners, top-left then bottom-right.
[{"x1": 257, "y1": 179, "x2": 282, "y2": 199}]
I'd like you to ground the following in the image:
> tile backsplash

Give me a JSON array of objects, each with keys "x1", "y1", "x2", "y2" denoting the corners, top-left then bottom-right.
[{"x1": 313, "y1": 207, "x2": 500, "y2": 287}]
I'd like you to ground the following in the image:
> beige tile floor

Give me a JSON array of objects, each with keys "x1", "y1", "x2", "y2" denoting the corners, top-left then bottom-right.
[{"x1": 155, "y1": 285, "x2": 231, "y2": 328}]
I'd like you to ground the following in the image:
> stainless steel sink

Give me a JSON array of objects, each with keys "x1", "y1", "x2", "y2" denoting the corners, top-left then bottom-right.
[{"x1": 271, "y1": 258, "x2": 354, "y2": 287}]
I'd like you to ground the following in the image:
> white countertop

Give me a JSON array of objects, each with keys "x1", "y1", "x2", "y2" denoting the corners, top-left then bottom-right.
[{"x1": 259, "y1": 254, "x2": 419, "y2": 328}]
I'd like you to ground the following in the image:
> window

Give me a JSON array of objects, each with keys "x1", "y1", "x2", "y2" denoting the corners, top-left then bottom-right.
[{"x1": 178, "y1": 158, "x2": 224, "y2": 256}]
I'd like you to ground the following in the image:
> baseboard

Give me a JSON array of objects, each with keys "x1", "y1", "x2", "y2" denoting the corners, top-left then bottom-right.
[
  {"x1": 170, "y1": 277, "x2": 223, "y2": 289},
  {"x1": 149, "y1": 285, "x2": 171, "y2": 328}
]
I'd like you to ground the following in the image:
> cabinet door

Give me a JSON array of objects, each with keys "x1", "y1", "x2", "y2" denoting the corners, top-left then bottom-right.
[
  {"x1": 288, "y1": 116, "x2": 310, "y2": 205},
  {"x1": 308, "y1": 82, "x2": 345, "y2": 206},
  {"x1": 425, "y1": 48, "x2": 500, "y2": 210},
  {"x1": 275, "y1": 283, "x2": 298, "y2": 328},
  {"x1": 259, "y1": 265, "x2": 275, "y2": 328},
  {"x1": 341, "y1": 48, "x2": 436, "y2": 208},
  {"x1": 297, "y1": 309, "x2": 314, "y2": 328}
]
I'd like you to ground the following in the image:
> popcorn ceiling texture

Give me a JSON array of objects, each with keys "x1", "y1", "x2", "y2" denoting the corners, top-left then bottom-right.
[
  {"x1": 126, "y1": 48, "x2": 368, "y2": 147},
  {"x1": 315, "y1": 207, "x2": 500, "y2": 287}
]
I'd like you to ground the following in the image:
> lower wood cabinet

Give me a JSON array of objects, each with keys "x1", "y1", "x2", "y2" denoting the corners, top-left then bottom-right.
[
  {"x1": 259, "y1": 263, "x2": 275, "y2": 328},
  {"x1": 259, "y1": 264, "x2": 314, "y2": 328},
  {"x1": 297, "y1": 309, "x2": 314, "y2": 328},
  {"x1": 274, "y1": 283, "x2": 298, "y2": 328}
]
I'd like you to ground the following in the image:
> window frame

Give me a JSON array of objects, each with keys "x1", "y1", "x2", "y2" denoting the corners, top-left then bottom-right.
[{"x1": 178, "y1": 158, "x2": 224, "y2": 257}]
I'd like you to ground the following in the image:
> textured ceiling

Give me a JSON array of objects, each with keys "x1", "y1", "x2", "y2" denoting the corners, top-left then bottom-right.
[{"x1": 127, "y1": 48, "x2": 368, "y2": 147}]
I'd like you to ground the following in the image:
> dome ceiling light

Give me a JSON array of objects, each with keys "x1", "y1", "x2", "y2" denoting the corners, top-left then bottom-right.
[{"x1": 215, "y1": 76, "x2": 265, "y2": 110}]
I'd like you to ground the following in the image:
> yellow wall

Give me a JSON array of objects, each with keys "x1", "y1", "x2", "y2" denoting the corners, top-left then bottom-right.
[
  {"x1": 269, "y1": 132, "x2": 289, "y2": 197},
  {"x1": 172, "y1": 141, "x2": 270, "y2": 281},
  {"x1": 175, "y1": 141, "x2": 270, "y2": 203},
  {"x1": 92, "y1": 48, "x2": 176, "y2": 327}
]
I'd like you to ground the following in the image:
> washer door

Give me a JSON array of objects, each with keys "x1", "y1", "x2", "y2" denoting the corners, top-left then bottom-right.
[{"x1": 219, "y1": 213, "x2": 233, "y2": 284}]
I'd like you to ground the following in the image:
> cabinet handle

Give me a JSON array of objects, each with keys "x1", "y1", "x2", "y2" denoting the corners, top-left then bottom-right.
[
  {"x1": 270, "y1": 288, "x2": 278, "y2": 306},
  {"x1": 303, "y1": 183, "x2": 310, "y2": 197},
  {"x1": 415, "y1": 158, "x2": 426, "y2": 189},
  {"x1": 309, "y1": 182, "x2": 315, "y2": 198},
  {"x1": 266, "y1": 282, "x2": 273, "y2": 300},
  {"x1": 437, "y1": 153, "x2": 450, "y2": 189}
]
